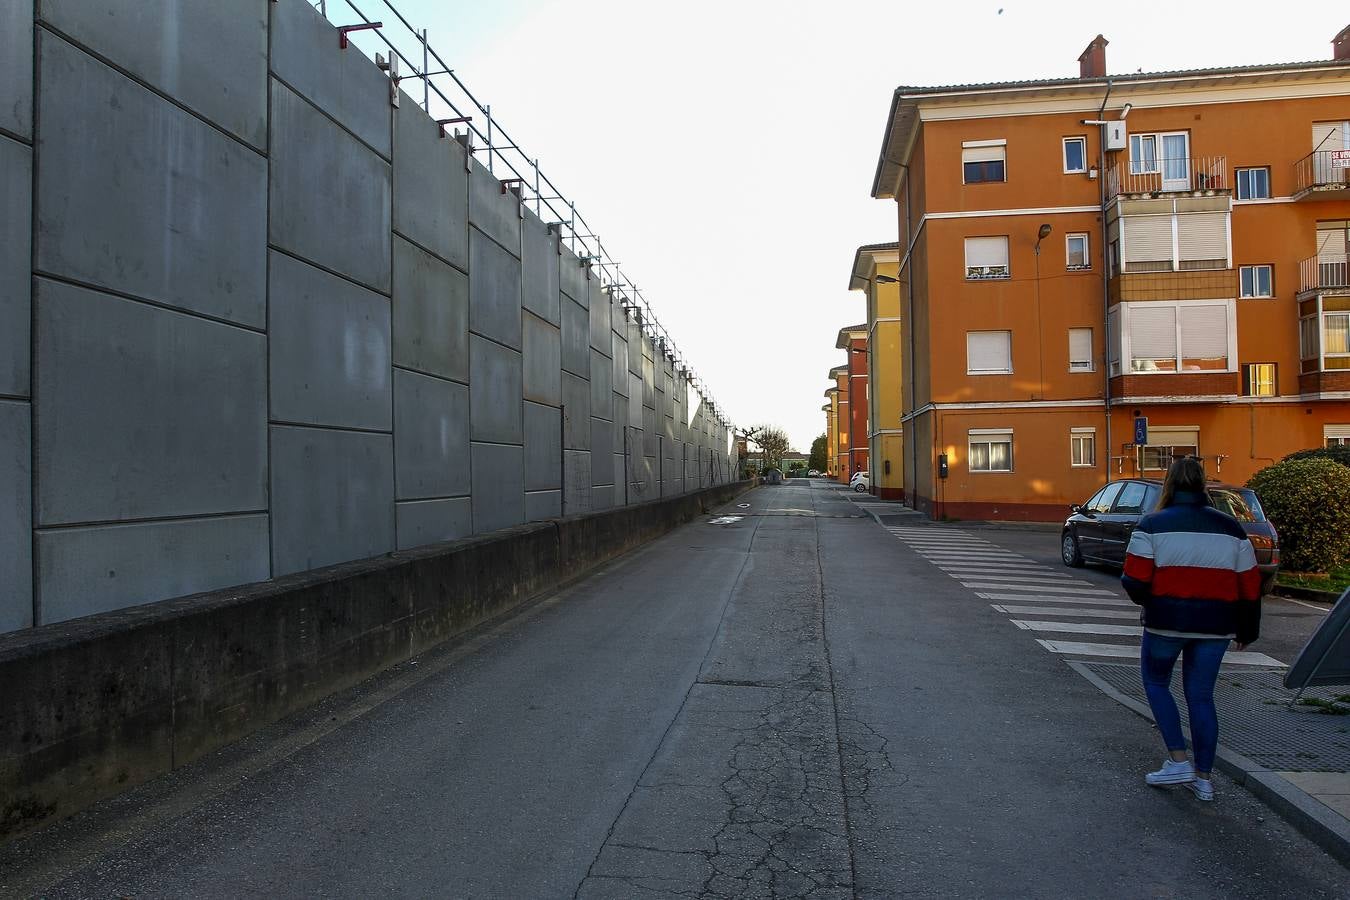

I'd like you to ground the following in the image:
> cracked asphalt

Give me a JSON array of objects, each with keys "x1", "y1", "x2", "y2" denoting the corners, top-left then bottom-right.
[{"x1": 3, "y1": 482, "x2": 1347, "y2": 898}]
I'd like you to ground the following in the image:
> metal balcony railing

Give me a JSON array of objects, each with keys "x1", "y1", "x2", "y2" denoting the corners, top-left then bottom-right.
[
  {"x1": 1294, "y1": 149, "x2": 1350, "y2": 195},
  {"x1": 306, "y1": 0, "x2": 731, "y2": 427},
  {"x1": 1106, "y1": 156, "x2": 1228, "y2": 199},
  {"x1": 1300, "y1": 254, "x2": 1350, "y2": 293}
]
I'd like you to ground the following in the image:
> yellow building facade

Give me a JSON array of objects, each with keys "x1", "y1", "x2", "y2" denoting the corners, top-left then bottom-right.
[{"x1": 850, "y1": 243, "x2": 904, "y2": 500}]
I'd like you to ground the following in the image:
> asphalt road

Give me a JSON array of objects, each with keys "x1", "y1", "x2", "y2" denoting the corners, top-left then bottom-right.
[{"x1": 2, "y1": 482, "x2": 1345, "y2": 898}]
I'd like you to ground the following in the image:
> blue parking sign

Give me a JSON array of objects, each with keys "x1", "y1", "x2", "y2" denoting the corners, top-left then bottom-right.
[{"x1": 1133, "y1": 417, "x2": 1148, "y2": 445}]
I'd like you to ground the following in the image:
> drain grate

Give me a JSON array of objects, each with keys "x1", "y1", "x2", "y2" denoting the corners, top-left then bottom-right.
[{"x1": 1083, "y1": 663, "x2": 1350, "y2": 772}]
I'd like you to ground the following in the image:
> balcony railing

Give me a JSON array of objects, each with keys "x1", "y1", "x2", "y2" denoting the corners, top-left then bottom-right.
[
  {"x1": 1300, "y1": 254, "x2": 1350, "y2": 293},
  {"x1": 1294, "y1": 149, "x2": 1350, "y2": 196},
  {"x1": 1107, "y1": 156, "x2": 1228, "y2": 199}
]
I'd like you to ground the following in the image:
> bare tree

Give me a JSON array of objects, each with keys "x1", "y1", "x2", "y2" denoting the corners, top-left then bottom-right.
[{"x1": 745, "y1": 424, "x2": 791, "y2": 471}]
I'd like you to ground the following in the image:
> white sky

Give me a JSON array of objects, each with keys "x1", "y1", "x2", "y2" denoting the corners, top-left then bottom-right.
[{"x1": 370, "y1": 1, "x2": 1348, "y2": 451}]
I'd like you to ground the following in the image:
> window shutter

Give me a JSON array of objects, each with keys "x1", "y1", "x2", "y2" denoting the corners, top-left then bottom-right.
[
  {"x1": 1129, "y1": 305, "x2": 1177, "y2": 359},
  {"x1": 1177, "y1": 212, "x2": 1228, "y2": 262},
  {"x1": 962, "y1": 144, "x2": 1006, "y2": 164},
  {"x1": 967, "y1": 331, "x2": 1011, "y2": 372},
  {"x1": 965, "y1": 236, "x2": 1008, "y2": 268},
  {"x1": 1068, "y1": 328, "x2": 1092, "y2": 368},
  {"x1": 1317, "y1": 222, "x2": 1349, "y2": 258},
  {"x1": 1179, "y1": 304, "x2": 1229, "y2": 361},
  {"x1": 1146, "y1": 426, "x2": 1199, "y2": 447},
  {"x1": 1123, "y1": 216, "x2": 1172, "y2": 263},
  {"x1": 1326, "y1": 425, "x2": 1350, "y2": 440}
]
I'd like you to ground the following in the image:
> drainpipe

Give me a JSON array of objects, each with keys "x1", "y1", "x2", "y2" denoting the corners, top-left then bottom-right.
[
  {"x1": 899, "y1": 162, "x2": 917, "y2": 509},
  {"x1": 1096, "y1": 78, "x2": 1115, "y2": 483}
]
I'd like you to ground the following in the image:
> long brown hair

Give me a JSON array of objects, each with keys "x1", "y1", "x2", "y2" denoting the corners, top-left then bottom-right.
[{"x1": 1156, "y1": 456, "x2": 1208, "y2": 510}]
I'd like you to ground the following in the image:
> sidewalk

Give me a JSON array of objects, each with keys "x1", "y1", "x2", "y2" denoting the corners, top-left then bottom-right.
[{"x1": 835, "y1": 483, "x2": 1350, "y2": 868}]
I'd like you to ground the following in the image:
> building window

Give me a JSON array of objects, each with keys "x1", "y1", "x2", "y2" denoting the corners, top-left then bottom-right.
[
  {"x1": 1140, "y1": 428, "x2": 1200, "y2": 471},
  {"x1": 1327, "y1": 426, "x2": 1350, "y2": 448},
  {"x1": 965, "y1": 236, "x2": 1010, "y2": 280},
  {"x1": 1063, "y1": 137, "x2": 1087, "y2": 174},
  {"x1": 1071, "y1": 428, "x2": 1096, "y2": 467},
  {"x1": 1242, "y1": 363, "x2": 1276, "y2": 397},
  {"x1": 1066, "y1": 233, "x2": 1090, "y2": 270},
  {"x1": 1068, "y1": 327, "x2": 1093, "y2": 372},
  {"x1": 962, "y1": 140, "x2": 1006, "y2": 184},
  {"x1": 969, "y1": 429, "x2": 1013, "y2": 472},
  {"x1": 1116, "y1": 301, "x2": 1235, "y2": 374},
  {"x1": 967, "y1": 330, "x2": 1012, "y2": 375},
  {"x1": 1235, "y1": 167, "x2": 1271, "y2": 200},
  {"x1": 1239, "y1": 264, "x2": 1273, "y2": 298},
  {"x1": 1120, "y1": 207, "x2": 1229, "y2": 273}
]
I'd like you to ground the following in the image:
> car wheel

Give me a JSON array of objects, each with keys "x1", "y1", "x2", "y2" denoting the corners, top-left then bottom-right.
[
  {"x1": 853, "y1": 483, "x2": 867, "y2": 493},
  {"x1": 1061, "y1": 530, "x2": 1084, "y2": 567}
]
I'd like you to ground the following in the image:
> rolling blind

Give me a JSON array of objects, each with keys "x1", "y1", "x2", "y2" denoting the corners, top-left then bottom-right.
[
  {"x1": 1326, "y1": 425, "x2": 1350, "y2": 439},
  {"x1": 965, "y1": 236, "x2": 1008, "y2": 268},
  {"x1": 1122, "y1": 216, "x2": 1172, "y2": 263},
  {"x1": 1147, "y1": 426, "x2": 1198, "y2": 447},
  {"x1": 1177, "y1": 212, "x2": 1228, "y2": 261},
  {"x1": 967, "y1": 331, "x2": 1011, "y2": 372},
  {"x1": 1313, "y1": 122, "x2": 1349, "y2": 152},
  {"x1": 1068, "y1": 328, "x2": 1092, "y2": 368},
  {"x1": 1318, "y1": 222, "x2": 1349, "y2": 258},
  {"x1": 962, "y1": 144, "x2": 1006, "y2": 164},
  {"x1": 1179, "y1": 304, "x2": 1229, "y2": 360},
  {"x1": 1129, "y1": 306, "x2": 1176, "y2": 359}
]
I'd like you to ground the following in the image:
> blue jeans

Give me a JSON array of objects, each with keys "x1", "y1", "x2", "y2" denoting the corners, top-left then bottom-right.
[{"x1": 1139, "y1": 631, "x2": 1229, "y2": 774}]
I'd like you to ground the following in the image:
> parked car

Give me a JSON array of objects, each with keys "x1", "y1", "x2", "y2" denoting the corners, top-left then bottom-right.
[
  {"x1": 850, "y1": 471, "x2": 870, "y2": 493},
  {"x1": 808, "y1": 469, "x2": 821, "y2": 477},
  {"x1": 1060, "y1": 478, "x2": 1279, "y2": 594}
]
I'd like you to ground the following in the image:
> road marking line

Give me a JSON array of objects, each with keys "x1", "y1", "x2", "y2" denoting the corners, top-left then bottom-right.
[
  {"x1": 1011, "y1": 620, "x2": 1143, "y2": 636},
  {"x1": 977, "y1": 592, "x2": 1132, "y2": 606},
  {"x1": 992, "y1": 605, "x2": 1139, "y2": 619},
  {"x1": 1035, "y1": 640, "x2": 1284, "y2": 667},
  {"x1": 960, "y1": 581, "x2": 1116, "y2": 595},
  {"x1": 944, "y1": 574, "x2": 1083, "y2": 587},
  {"x1": 1281, "y1": 596, "x2": 1334, "y2": 611},
  {"x1": 936, "y1": 564, "x2": 1070, "y2": 575},
  {"x1": 914, "y1": 551, "x2": 1025, "y2": 560}
]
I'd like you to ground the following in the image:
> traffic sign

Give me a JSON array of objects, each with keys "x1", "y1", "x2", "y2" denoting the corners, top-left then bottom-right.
[{"x1": 1133, "y1": 416, "x2": 1148, "y2": 445}]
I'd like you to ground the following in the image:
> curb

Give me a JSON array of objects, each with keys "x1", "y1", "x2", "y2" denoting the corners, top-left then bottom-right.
[
  {"x1": 1272, "y1": 584, "x2": 1341, "y2": 604},
  {"x1": 1068, "y1": 661, "x2": 1350, "y2": 868}
]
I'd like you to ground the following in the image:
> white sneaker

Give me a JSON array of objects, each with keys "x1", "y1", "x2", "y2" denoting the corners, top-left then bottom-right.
[
  {"x1": 1145, "y1": 758, "x2": 1196, "y2": 786},
  {"x1": 1188, "y1": 778, "x2": 1214, "y2": 801}
]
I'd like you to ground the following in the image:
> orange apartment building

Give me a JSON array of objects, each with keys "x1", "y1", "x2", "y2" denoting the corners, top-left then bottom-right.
[
  {"x1": 836, "y1": 325, "x2": 870, "y2": 480},
  {"x1": 823, "y1": 391, "x2": 838, "y2": 477},
  {"x1": 871, "y1": 28, "x2": 1350, "y2": 521},
  {"x1": 828, "y1": 364, "x2": 849, "y2": 482},
  {"x1": 849, "y1": 243, "x2": 904, "y2": 499}
]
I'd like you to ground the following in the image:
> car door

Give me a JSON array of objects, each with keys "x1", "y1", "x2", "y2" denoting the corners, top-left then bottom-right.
[
  {"x1": 1078, "y1": 482, "x2": 1123, "y2": 561},
  {"x1": 1103, "y1": 481, "x2": 1150, "y2": 565}
]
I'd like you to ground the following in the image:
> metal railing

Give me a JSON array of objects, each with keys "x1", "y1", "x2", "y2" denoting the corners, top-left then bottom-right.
[
  {"x1": 1294, "y1": 149, "x2": 1350, "y2": 195},
  {"x1": 307, "y1": 0, "x2": 731, "y2": 428},
  {"x1": 1106, "y1": 156, "x2": 1228, "y2": 199},
  {"x1": 1300, "y1": 254, "x2": 1350, "y2": 293}
]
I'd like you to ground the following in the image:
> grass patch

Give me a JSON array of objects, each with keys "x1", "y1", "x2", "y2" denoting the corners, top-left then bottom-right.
[
  {"x1": 1296, "y1": 695, "x2": 1350, "y2": 715},
  {"x1": 1276, "y1": 565, "x2": 1350, "y2": 595}
]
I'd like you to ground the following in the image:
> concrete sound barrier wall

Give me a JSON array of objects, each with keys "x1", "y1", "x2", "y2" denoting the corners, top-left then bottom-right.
[{"x1": 0, "y1": 0, "x2": 737, "y2": 635}]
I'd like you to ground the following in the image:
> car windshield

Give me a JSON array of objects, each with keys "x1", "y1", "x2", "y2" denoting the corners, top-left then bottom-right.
[{"x1": 1209, "y1": 488, "x2": 1265, "y2": 523}]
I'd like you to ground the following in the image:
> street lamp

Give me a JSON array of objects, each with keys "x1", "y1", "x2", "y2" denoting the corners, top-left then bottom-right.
[{"x1": 874, "y1": 274, "x2": 898, "y2": 284}]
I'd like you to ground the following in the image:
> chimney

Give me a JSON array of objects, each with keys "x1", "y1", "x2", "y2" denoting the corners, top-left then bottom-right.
[
  {"x1": 1079, "y1": 34, "x2": 1109, "y2": 79},
  {"x1": 1335, "y1": 24, "x2": 1350, "y2": 61}
]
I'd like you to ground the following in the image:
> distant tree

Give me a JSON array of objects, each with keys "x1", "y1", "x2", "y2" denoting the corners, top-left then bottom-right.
[
  {"x1": 809, "y1": 434, "x2": 827, "y2": 472},
  {"x1": 745, "y1": 424, "x2": 791, "y2": 471}
]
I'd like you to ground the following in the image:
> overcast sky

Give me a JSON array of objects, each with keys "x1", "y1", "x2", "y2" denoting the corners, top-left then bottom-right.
[{"x1": 339, "y1": 1, "x2": 1348, "y2": 451}]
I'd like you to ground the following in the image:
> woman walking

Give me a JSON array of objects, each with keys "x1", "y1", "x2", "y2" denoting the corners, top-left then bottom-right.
[{"x1": 1121, "y1": 457, "x2": 1262, "y2": 801}]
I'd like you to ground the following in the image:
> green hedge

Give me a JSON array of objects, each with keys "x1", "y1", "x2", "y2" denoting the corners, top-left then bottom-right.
[
  {"x1": 1282, "y1": 445, "x2": 1350, "y2": 468},
  {"x1": 1247, "y1": 458, "x2": 1350, "y2": 573}
]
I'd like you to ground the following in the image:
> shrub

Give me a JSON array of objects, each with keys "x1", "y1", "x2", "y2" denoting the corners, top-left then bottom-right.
[
  {"x1": 1282, "y1": 445, "x2": 1350, "y2": 468},
  {"x1": 1247, "y1": 458, "x2": 1350, "y2": 573}
]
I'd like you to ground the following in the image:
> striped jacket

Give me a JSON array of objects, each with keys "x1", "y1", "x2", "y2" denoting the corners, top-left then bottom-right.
[{"x1": 1121, "y1": 491, "x2": 1262, "y2": 643}]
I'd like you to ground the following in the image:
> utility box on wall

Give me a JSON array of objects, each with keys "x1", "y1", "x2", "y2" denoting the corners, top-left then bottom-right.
[{"x1": 1105, "y1": 121, "x2": 1127, "y2": 151}]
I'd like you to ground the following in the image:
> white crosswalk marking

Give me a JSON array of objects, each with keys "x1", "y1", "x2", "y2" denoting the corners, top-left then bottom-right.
[
  {"x1": 1012, "y1": 620, "x2": 1143, "y2": 636},
  {"x1": 992, "y1": 605, "x2": 1139, "y2": 619},
  {"x1": 941, "y1": 570, "x2": 1077, "y2": 583},
  {"x1": 977, "y1": 592, "x2": 1133, "y2": 606},
  {"x1": 1036, "y1": 640, "x2": 1284, "y2": 667},
  {"x1": 959, "y1": 582, "x2": 1116, "y2": 595}
]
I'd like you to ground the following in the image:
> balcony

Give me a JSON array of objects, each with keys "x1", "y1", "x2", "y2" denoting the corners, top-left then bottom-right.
[
  {"x1": 1299, "y1": 254, "x2": 1350, "y2": 295},
  {"x1": 1293, "y1": 150, "x2": 1350, "y2": 201},
  {"x1": 1106, "y1": 156, "x2": 1228, "y2": 200}
]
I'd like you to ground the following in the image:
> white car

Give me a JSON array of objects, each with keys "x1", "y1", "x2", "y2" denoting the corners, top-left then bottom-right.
[{"x1": 850, "y1": 471, "x2": 870, "y2": 493}]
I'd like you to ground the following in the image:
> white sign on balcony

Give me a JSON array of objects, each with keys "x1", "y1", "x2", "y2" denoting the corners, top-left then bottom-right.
[{"x1": 1334, "y1": 150, "x2": 1350, "y2": 169}]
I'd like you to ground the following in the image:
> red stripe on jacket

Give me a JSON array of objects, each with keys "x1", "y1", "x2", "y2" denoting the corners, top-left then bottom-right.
[{"x1": 1123, "y1": 554, "x2": 1154, "y2": 582}]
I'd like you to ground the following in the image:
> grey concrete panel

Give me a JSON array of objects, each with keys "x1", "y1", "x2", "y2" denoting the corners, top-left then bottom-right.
[
  {"x1": 590, "y1": 483, "x2": 614, "y2": 512},
  {"x1": 1, "y1": 0, "x2": 31, "y2": 139},
  {"x1": 558, "y1": 245, "x2": 587, "y2": 303},
  {"x1": 395, "y1": 497, "x2": 471, "y2": 550},
  {"x1": 36, "y1": 514, "x2": 269, "y2": 625},
  {"x1": 611, "y1": 333, "x2": 628, "y2": 396},
  {"x1": 615, "y1": 451, "x2": 632, "y2": 502},
  {"x1": 393, "y1": 94, "x2": 468, "y2": 269},
  {"x1": 270, "y1": 80, "x2": 391, "y2": 293},
  {"x1": 391, "y1": 235, "x2": 468, "y2": 383},
  {"x1": 0, "y1": 401, "x2": 31, "y2": 632},
  {"x1": 590, "y1": 418, "x2": 613, "y2": 485},
  {"x1": 589, "y1": 349, "x2": 613, "y2": 422},
  {"x1": 643, "y1": 406, "x2": 658, "y2": 458},
  {"x1": 588, "y1": 282, "x2": 612, "y2": 352},
  {"x1": 643, "y1": 356, "x2": 656, "y2": 409},
  {"x1": 563, "y1": 450, "x2": 591, "y2": 515},
  {"x1": 524, "y1": 401, "x2": 561, "y2": 492},
  {"x1": 35, "y1": 279, "x2": 266, "y2": 525},
  {"x1": 37, "y1": 35, "x2": 267, "y2": 327},
  {"x1": 521, "y1": 213, "x2": 560, "y2": 325},
  {"x1": 628, "y1": 375, "x2": 643, "y2": 427},
  {"x1": 269, "y1": 0, "x2": 392, "y2": 157},
  {"x1": 468, "y1": 228, "x2": 522, "y2": 349},
  {"x1": 522, "y1": 312, "x2": 562, "y2": 407},
  {"x1": 664, "y1": 414, "x2": 677, "y2": 449},
  {"x1": 469, "y1": 335, "x2": 522, "y2": 445},
  {"x1": 525, "y1": 490, "x2": 561, "y2": 522},
  {"x1": 394, "y1": 368, "x2": 469, "y2": 501},
  {"x1": 627, "y1": 321, "x2": 644, "y2": 375},
  {"x1": 611, "y1": 291, "x2": 626, "y2": 336},
  {"x1": 1, "y1": 138, "x2": 30, "y2": 397},
  {"x1": 560, "y1": 296, "x2": 589, "y2": 378},
  {"x1": 470, "y1": 442, "x2": 524, "y2": 534},
  {"x1": 41, "y1": 0, "x2": 268, "y2": 148},
  {"x1": 270, "y1": 425, "x2": 394, "y2": 576},
  {"x1": 561, "y1": 372, "x2": 590, "y2": 450},
  {"x1": 269, "y1": 252, "x2": 391, "y2": 431},
  {"x1": 467, "y1": 161, "x2": 520, "y2": 256}
]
